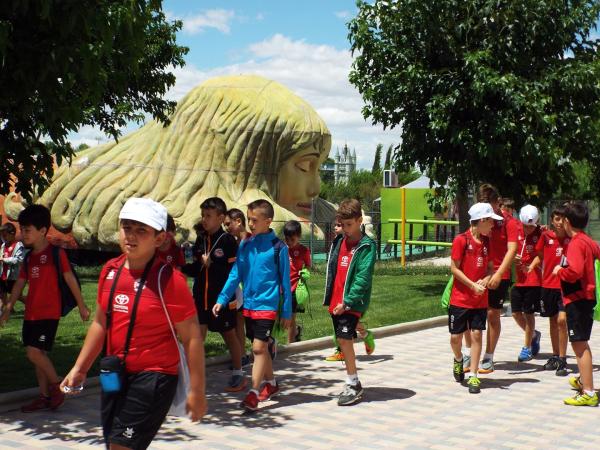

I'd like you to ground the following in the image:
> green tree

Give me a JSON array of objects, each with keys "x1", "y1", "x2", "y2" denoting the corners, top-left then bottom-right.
[
  {"x1": 372, "y1": 143, "x2": 383, "y2": 174},
  {"x1": 383, "y1": 145, "x2": 393, "y2": 170},
  {"x1": 349, "y1": 0, "x2": 600, "y2": 228},
  {"x1": 0, "y1": 1, "x2": 188, "y2": 200}
]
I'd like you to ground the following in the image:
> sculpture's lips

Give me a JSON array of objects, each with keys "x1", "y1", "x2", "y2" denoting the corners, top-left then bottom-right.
[{"x1": 296, "y1": 202, "x2": 312, "y2": 212}]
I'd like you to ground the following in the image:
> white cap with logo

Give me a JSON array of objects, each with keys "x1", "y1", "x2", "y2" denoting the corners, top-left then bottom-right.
[
  {"x1": 519, "y1": 204, "x2": 539, "y2": 224},
  {"x1": 119, "y1": 197, "x2": 168, "y2": 231},
  {"x1": 468, "y1": 203, "x2": 503, "y2": 221}
]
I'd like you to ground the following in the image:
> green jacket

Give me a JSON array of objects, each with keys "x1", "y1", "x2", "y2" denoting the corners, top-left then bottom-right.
[{"x1": 323, "y1": 233, "x2": 376, "y2": 313}]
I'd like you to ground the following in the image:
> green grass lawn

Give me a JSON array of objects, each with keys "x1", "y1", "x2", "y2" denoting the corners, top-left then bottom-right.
[{"x1": 0, "y1": 272, "x2": 448, "y2": 393}]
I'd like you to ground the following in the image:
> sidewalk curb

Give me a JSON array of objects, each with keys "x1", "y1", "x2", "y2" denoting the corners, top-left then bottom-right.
[{"x1": 0, "y1": 315, "x2": 446, "y2": 410}]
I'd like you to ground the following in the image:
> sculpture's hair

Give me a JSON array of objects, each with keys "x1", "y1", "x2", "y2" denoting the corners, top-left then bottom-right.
[{"x1": 36, "y1": 75, "x2": 332, "y2": 248}]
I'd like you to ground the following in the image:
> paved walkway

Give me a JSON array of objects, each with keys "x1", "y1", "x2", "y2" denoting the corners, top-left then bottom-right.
[{"x1": 1, "y1": 316, "x2": 600, "y2": 449}]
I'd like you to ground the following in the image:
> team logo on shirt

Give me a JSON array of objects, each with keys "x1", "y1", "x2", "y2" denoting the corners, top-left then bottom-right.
[
  {"x1": 476, "y1": 256, "x2": 484, "y2": 268},
  {"x1": 214, "y1": 248, "x2": 224, "y2": 258},
  {"x1": 526, "y1": 244, "x2": 534, "y2": 254},
  {"x1": 166, "y1": 255, "x2": 173, "y2": 263},
  {"x1": 483, "y1": 246, "x2": 488, "y2": 256},
  {"x1": 555, "y1": 248, "x2": 563, "y2": 257},
  {"x1": 31, "y1": 266, "x2": 40, "y2": 279},
  {"x1": 341, "y1": 255, "x2": 350, "y2": 267},
  {"x1": 114, "y1": 294, "x2": 130, "y2": 313},
  {"x1": 532, "y1": 236, "x2": 538, "y2": 243},
  {"x1": 294, "y1": 250, "x2": 299, "y2": 257},
  {"x1": 123, "y1": 427, "x2": 134, "y2": 439},
  {"x1": 133, "y1": 279, "x2": 147, "y2": 291},
  {"x1": 106, "y1": 270, "x2": 115, "y2": 280},
  {"x1": 468, "y1": 244, "x2": 473, "y2": 250},
  {"x1": 549, "y1": 239, "x2": 554, "y2": 245},
  {"x1": 40, "y1": 254, "x2": 47, "y2": 264}
]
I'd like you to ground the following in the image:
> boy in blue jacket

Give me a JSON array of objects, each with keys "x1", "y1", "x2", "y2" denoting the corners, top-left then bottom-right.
[{"x1": 214, "y1": 199, "x2": 292, "y2": 411}]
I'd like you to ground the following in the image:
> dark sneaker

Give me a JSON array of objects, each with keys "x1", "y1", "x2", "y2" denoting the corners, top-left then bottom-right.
[
  {"x1": 295, "y1": 325, "x2": 303, "y2": 342},
  {"x1": 225, "y1": 374, "x2": 247, "y2": 392},
  {"x1": 531, "y1": 330, "x2": 541, "y2": 356},
  {"x1": 555, "y1": 357, "x2": 568, "y2": 377},
  {"x1": 240, "y1": 390, "x2": 259, "y2": 411},
  {"x1": 518, "y1": 346, "x2": 533, "y2": 362},
  {"x1": 453, "y1": 358, "x2": 465, "y2": 382},
  {"x1": 467, "y1": 376, "x2": 481, "y2": 394},
  {"x1": 258, "y1": 382, "x2": 280, "y2": 401},
  {"x1": 21, "y1": 395, "x2": 50, "y2": 413},
  {"x1": 268, "y1": 337, "x2": 278, "y2": 361},
  {"x1": 49, "y1": 382, "x2": 65, "y2": 410},
  {"x1": 543, "y1": 356, "x2": 559, "y2": 371},
  {"x1": 337, "y1": 382, "x2": 364, "y2": 406},
  {"x1": 241, "y1": 354, "x2": 252, "y2": 368}
]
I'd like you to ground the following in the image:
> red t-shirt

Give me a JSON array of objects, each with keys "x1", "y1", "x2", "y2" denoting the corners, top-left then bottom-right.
[
  {"x1": 1, "y1": 241, "x2": 18, "y2": 280},
  {"x1": 329, "y1": 237, "x2": 361, "y2": 317},
  {"x1": 514, "y1": 225, "x2": 542, "y2": 287},
  {"x1": 157, "y1": 238, "x2": 185, "y2": 269},
  {"x1": 288, "y1": 244, "x2": 311, "y2": 292},
  {"x1": 98, "y1": 255, "x2": 197, "y2": 375},
  {"x1": 490, "y1": 214, "x2": 520, "y2": 280},
  {"x1": 450, "y1": 230, "x2": 491, "y2": 309},
  {"x1": 558, "y1": 232, "x2": 600, "y2": 305},
  {"x1": 535, "y1": 230, "x2": 570, "y2": 290},
  {"x1": 19, "y1": 244, "x2": 70, "y2": 321}
]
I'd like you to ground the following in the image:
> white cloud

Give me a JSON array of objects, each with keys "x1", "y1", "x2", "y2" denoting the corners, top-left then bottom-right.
[
  {"x1": 180, "y1": 9, "x2": 235, "y2": 35},
  {"x1": 334, "y1": 10, "x2": 351, "y2": 20},
  {"x1": 70, "y1": 35, "x2": 401, "y2": 169}
]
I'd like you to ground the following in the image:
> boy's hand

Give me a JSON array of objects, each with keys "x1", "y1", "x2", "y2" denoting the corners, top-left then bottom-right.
[
  {"x1": 279, "y1": 318, "x2": 291, "y2": 330},
  {"x1": 61, "y1": 367, "x2": 87, "y2": 394},
  {"x1": 79, "y1": 305, "x2": 91, "y2": 322},
  {"x1": 0, "y1": 309, "x2": 10, "y2": 327},
  {"x1": 552, "y1": 265, "x2": 562, "y2": 276},
  {"x1": 526, "y1": 264, "x2": 535, "y2": 273},
  {"x1": 186, "y1": 389, "x2": 207, "y2": 422},
  {"x1": 487, "y1": 273, "x2": 501, "y2": 289},
  {"x1": 332, "y1": 304, "x2": 345, "y2": 315},
  {"x1": 471, "y1": 282, "x2": 485, "y2": 295},
  {"x1": 212, "y1": 303, "x2": 222, "y2": 317}
]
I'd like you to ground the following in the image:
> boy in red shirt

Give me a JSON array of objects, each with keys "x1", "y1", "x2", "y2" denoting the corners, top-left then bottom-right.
[
  {"x1": 61, "y1": 197, "x2": 206, "y2": 447},
  {"x1": 0, "y1": 222, "x2": 25, "y2": 309},
  {"x1": 476, "y1": 184, "x2": 519, "y2": 374},
  {"x1": 531, "y1": 206, "x2": 570, "y2": 375},
  {"x1": 323, "y1": 199, "x2": 376, "y2": 406},
  {"x1": 0, "y1": 205, "x2": 89, "y2": 413},
  {"x1": 449, "y1": 202, "x2": 499, "y2": 394},
  {"x1": 510, "y1": 205, "x2": 543, "y2": 362},
  {"x1": 552, "y1": 201, "x2": 600, "y2": 406},
  {"x1": 157, "y1": 215, "x2": 185, "y2": 269},
  {"x1": 283, "y1": 220, "x2": 311, "y2": 343}
]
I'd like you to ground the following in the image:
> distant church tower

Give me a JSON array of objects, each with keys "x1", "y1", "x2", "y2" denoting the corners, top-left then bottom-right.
[{"x1": 334, "y1": 143, "x2": 357, "y2": 183}]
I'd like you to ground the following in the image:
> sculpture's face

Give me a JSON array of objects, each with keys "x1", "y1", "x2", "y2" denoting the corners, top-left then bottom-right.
[{"x1": 277, "y1": 143, "x2": 325, "y2": 220}]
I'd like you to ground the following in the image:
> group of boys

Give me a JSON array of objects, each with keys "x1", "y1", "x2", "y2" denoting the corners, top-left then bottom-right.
[{"x1": 449, "y1": 184, "x2": 599, "y2": 406}]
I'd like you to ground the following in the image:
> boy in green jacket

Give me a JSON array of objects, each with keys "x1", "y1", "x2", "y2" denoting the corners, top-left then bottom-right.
[{"x1": 323, "y1": 199, "x2": 376, "y2": 406}]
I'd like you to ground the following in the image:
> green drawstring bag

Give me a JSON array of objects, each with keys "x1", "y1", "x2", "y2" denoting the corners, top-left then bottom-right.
[
  {"x1": 594, "y1": 260, "x2": 600, "y2": 321},
  {"x1": 441, "y1": 275, "x2": 454, "y2": 311},
  {"x1": 295, "y1": 268, "x2": 311, "y2": 313}
]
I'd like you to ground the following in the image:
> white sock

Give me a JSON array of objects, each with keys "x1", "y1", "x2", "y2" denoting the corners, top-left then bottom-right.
[
  {"x1": 265, "y1": 379, "x2": 276, "y2": 386},
  {"x1": 232, "y1": 369, "x2": 243, "y2": 377},
  {"x1": 462, "y1": 346, "x2": 470, "y2": 357},
  {"x1": 484, "y1": 352, "x2": 493, "y2": 361},
  {"x1": 584, "y1": 390, "x2": 595, "y2": 397},
  {"x1": 346, "y1": 374, "x2": 359, "y2": 386},
  {"x1": 250, "y1": 388, "x2": 259, "y2": 395}
]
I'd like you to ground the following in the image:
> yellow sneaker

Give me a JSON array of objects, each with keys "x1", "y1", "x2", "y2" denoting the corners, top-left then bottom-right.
[
  {"x1": 569, "y1": 376, "x2": 583, "y2": 391},
  {"x1": 564, "y1": 392, "x2": 599, "y2": 407},
  {"x1": 325, "y1": 349, "x2": 345, "y2": 362}
]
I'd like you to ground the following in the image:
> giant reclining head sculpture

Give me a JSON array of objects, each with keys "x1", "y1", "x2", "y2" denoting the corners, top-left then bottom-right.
[{"x1": 5, "y1": 75, "x2": 335, "y2": 249}]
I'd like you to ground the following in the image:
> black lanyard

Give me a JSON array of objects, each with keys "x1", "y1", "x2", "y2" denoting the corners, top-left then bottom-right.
[{"x1": 105, "y1": 257, "x2": 155, "y2": 364}]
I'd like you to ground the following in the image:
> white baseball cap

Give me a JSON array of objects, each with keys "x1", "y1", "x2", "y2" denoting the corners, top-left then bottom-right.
[
  {"x1": 519, "y1": 204, "x2": 539, "y2": 224},
  {"x1": 119, "y1": 197, "x2": 168, "y2": 231},
  {"x1": 468, "y1": 203, "x2": 503, "y2": 221}
]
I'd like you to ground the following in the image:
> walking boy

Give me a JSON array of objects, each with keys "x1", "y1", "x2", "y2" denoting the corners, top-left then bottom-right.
[
  {"x1": 531, "y1": 206, "x2": 570, "y2": 375},
  {"x1": 182, "y1": 197, "x2": 245, "y2": 392},
  {"x1": 214, "y1": 199, "x2": 292, "y2": 412},
  {"x1": 0, "y1": 223, "x2": 25, "y2": 309},
  {"x1": 552, "y1": 201, "x2": 600, "y2": 406},
  {"x1": 0, "y1": 205, "x2": 89, "y2": 412},
  {"x1": 477, "y1": 184, "x2": 519, "y2": 373},
  {"x1": 323, "y1": 199, "x2": 376, "y2": 406},
  {"x1": 511, "y1": 205, "x2": 543, "y2": 362},
  {"x1": 449, "y1": 203, "x2": 498, "y2": 394},
  {"x1": 283, "y1": 220, "x2": 311, "y2": 343},
  {"x1": 61, "y1": 197, "x2": 206, "y2": 448}
]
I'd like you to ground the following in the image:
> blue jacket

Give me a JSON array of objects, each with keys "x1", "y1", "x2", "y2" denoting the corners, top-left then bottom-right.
[{"x1": 217, "y1": 230, "x2": 293, "y2": 320}]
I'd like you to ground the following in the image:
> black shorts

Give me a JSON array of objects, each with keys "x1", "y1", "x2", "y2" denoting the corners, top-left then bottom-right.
[
  {"x1": 245, "y1": 317, "x2": 275, "y2": 342},
  {"x1": 539, "y1": 288, "x2": 565, "y2": 317},
  {"x1": 102, "y1": 371, "x2": 178, "y2": 450},
  {"x1": 488, "y1": 279, "x2": 511, "y2": 309},
  {"x1": 0, "y1": 279, "x2": 15, "y2": 294},
  {"x1": 22, "y1": 319, "x2": 59, "y2": 351},
  {"x1": 511, "y1": 286, "x2": 540, "y2": 314},
  {"x1": 197, "y1": 301, "x2": 236, "y2": 333},
  {"x1": 448, "y1": 306, "x2": 487, "y2": 334},
  {"x1": 565, "y1": 300, "x2": 595, "y2": 342},
  {"x1": 331, "y1": 313, "x2": 360, "y2": 340}
]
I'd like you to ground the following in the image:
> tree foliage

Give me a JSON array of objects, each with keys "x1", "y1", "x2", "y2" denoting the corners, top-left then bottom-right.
[
  {"x1": 348, "y1": 0, "x2": 600, "y2": 211},
  {"x1": 372, "y1": 143, "x2": 383, "y2": 174},
  {"x1": 383, "y1": 144, "x2": 393, "y2": 170},
  {"x1": 0, "y1": 0, "x2": 188, "y2": 200}
]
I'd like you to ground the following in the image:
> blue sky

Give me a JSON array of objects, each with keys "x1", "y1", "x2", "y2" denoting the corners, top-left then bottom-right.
[{"x1": 71, "y1": 0, "x2": 397, "y2": 169}]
